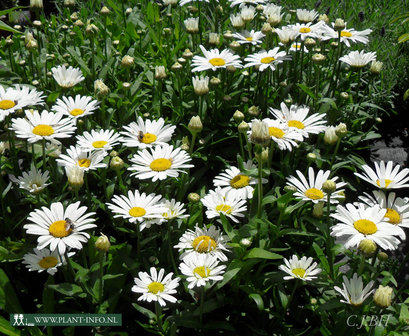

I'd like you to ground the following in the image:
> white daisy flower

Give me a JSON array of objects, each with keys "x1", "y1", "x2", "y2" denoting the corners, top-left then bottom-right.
[
  {"x1": 12, "y1": 84, "x2": 45, "y2": 106},
  {"x1": 56, "y1": 145, "x2": 107, "y2": 171},
  {"x1": 332, "y1": 25, "x2": 372, "y2": 47},
  {"x1": 269, "y1": 103, "x2": 327, "y2": 138},
  {"x1": 201, "y1": 187, "x2": 247, "y2": 223},
  {"x1": 240, "y1": 5, "x2": 256, "y2": 22},
  {"x1": 355, "y1": 160, "x2": 409, "y2": 190},
  {"x1": 331, "y1": 202, "x2": 405, "y2": 250},
  {"x1": 213, "y1": 161, "x2": 263, "y2": 200},
  {"x1": 334, "y1": 273, "x2": 374, "y2": 306},
  {"x1": 339, "y1": 50, "x2": 377, "y2": 68},
  {"x1": 258, "y1": 118, "x2": 304, "y2": 151},
  {"x1": 279, "y1": 255, "x2": 321, "y2": 281},
  {"x1": 286, "y1": 167, "x2": 347, "y2": 203},
  {"x1": 10, "y1": 110, "x2": 76, "y2": 144},
  {"x1": 232, "y1": 30, "x2": 265, "y2": 45},
  {"x1": 288, "y1": 42, "x2": 309, "y2": 53},
  {"x1": 23, "y1": 201, "x2": 96, "y2": 255},
  {"x1": 128, "y1": 144, "x2": 193, "y2": 182},
  {"x1": 263, "y1": 3, "x2": 282, "y2": 17},
  {"x1": 174, "y1": 225, "x2": 230, "y2": 261},
  {"x1": 229, "y1": 0, "x2": 265, "y2": 7},
  {"x1": 9, "y1": 164, "x2": 50, "y2": 194},
  {"x1": 120, "y1": 117, "x2": 176, "y2": 149},
  {"x1": 191, "y1": 45, "x2": 242, "y2": 72},
  {"x1": 106, "y1": 190, "x2": 166, "y2": 231},
  {"x1": 161, "y1": 199, "x2": 189, "y2": 220},
  {"x1": 22, "y1": 248, "x2": 74, "y2": 275},
  {"x1": 291, "y1": 21, "x2": 329, "y2": 41},
  {"x1": 244, "y1": 47, "x2": 291, "y2": 71},
  {"x1": 359, "y1": 191, "x2": 409, "y2": 230},
  {"x1": 51, "y1": 65, "x2": 85, "y2": 88},
  {"x1": 179, "y1": 254, "x2": 226, "y2": 289},
  {"x1": 296, "y1": 9, "x2": 319, "y2": 23},
  {"x1": 51, "y1": 95, "x2": 99, "y2": 120},
  {"x1": 180, "y1": 0, "x2": 212, "y2": 6},
  {"x1": 132, "y1": 267, "x2": 180, "y2": 307},
  {"x1": 76, "y1": 129, "x2": 122, "y2": 152},
  {"x1": 275, "y1": 26, "x2": 299, "y2": 44}
]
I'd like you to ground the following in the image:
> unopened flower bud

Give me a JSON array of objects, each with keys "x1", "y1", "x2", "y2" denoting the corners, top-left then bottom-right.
[
  {"x1": 100, "y1": 6, "x2": 111, "y2": 15},
  {"x1": 95, "y1": 233, "x2": 110, "y2": 252},
  {"x1": 305, "y1": 38, "x2": 316, "y2": 48},
  {"x1": 184, "y1": 17, "x2": 199, "y2": 33},
  {"x1": 312, "y1": 202, "x2": 324, "y2": 218},
  {"x1": 376, "y1": 117, "x2": 382, "y2": 123},
  {"x1": 238, "y1": 121, "x2": 249, "y2": 133},
  {"x1": 33, "y1": 20, "x2": 42, "y2": 27},
  {"x1": 121, "y1": 55, "x2": 134, "y2": 67},
  {"x1": 373, "y1": 285, "x2": 393, "y2": 308},
  {"x1": 250, "y1": 120, "x2": 270, "y2": 146},
  {"x1": 30, "y1": 0, "x2": 43, "y2": 8},
  {"x1": 94, "y1": 79, "x2": 110, "y2": 97},
  {"x1": 312, "y1": 53, "x2": 326, "y2": 64},
  {"x1": 64, "y1": 0, "x2": 75, "y2": 5},
  {"x1": 155, "y1": 65, "x2": 167, "y2": 80},
  {"x1": 335, "y1": 123, "x2": 347, "y2": 138},
  {"x1": 208, "y1": 33, "x2": 220, "y2": 45},
  {"x1": 233, "y1": 110, "x2": 245, "y2": 122},
  {"x1": 223, "y1": 31, "x2": 233, "y2": 39},
  {"x1": 358, "y1": 239, "x2": 377, "y2": 257},
  {"x1": 323, "y1": 126, "x2": 338, "y2": 145},
  {"x1": 74, "y1": 19, "x2": 84, "y2": 27},
  {"x1": 322, "y1": 180, "x2": 336, "y2": 193},
  {"x1": 188, "y1": 192, "x2": 200, "y2": 203},
  {"x1": 125, "y1": 8, "x2": 133, "y2": 15},
  {"x1": 122, "y1": 82, "x2": 130, "y2": 89},
  {"x1": 280, "y1": 81, "x2": 287, "y2": 87},
  {"x1": 163, "y1": 27, "x2": 172, "y2": 34},
  {"x1": 370, "y1": 61, "x2": 383, "y2": 75},
  {"x1": 378, "y1": 252, "x2": 388, "y2": 261},
  {"x1": 226, "y1": 65, "x2": 236, "y2": 72},
  {"x1": 65, "y1": 166, "x2": 84, "y2": 190},
  {"x1": 192, "y1": 76, "x2": 209, "y2": 95},
  {"x1": 284, "y1": 185, "x2": 297, "y2": 193},
  {"x1": 334, "y1": 18, "x2": 346, "y2": 31},
  {"x1": 188, "y1": 116, "x2": 203, "y2": 133},
  {"x1": 307, "y1": 153, "x2": 317, "y2": 162},
  {"x1": 210, "y1": 77, "x2": 221, "y2": 86},
  {"x1": 110, "y1": 156, "x2": 124, "y2": 170},
  {"x1": 248, "y1": 105, "x2": 259, "y2": 117},
  {"x1": 5, "y1": 36, "x2": 14, "y2": 45},
  {"x1": 229, "y1": 41, "x2": 240, "y2": 49},
  {"x1": 26, "y1": 39, "x2": 38, "y2": 50},
  {"x1": 182, "y1": 49, "x2": 193, "y2": 58},
  {"x1": 171, "y1": 62, "x2": 183, "y2": 71},
  {"x1": 318, "y1": 14, "x2": 329, "y2": 24},
  {"x1": 261, "y1": 23, "x2": 273, "y2": 34},
  {"x1": 240, "y1": 238, "x2": 252, "y2": 247},
  {"x1": 340, "y1": 92, "x2": 349, "y2": 100},
  {"x1": 86, "y1": 23, "x2": 99, "y2": 35}
]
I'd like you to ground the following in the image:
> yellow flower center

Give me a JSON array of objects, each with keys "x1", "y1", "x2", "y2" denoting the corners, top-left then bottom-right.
[
  {"x1": 304, "y1": 188, "x2": 324, "y2": 200},
  {"x1": 194, "y1": 266, "x2": 211, "y2": 278},
  {"x1": 92, "y1": 140, "x2": 108, "y2": 148},
  {"x1": 70, "y1": 108, "x2": 84, "y2": 116},
  {"x1": 230, "y1": 174, "x2": 250, "y2": 189},
  {"x1": 0, "y1": 99, "x2": 16, "y2": 110},
  {"x1": 140, "y1": 133, "x2": 157, "y2": 144},
  {"x1": 260, "y1": 57, "x2": 275, "y2": 64},
  {"x1": 209, "y1": 57, "x2": 226, "y2": 66},
  {"x1": 299, "y1": 27, "x2": 311, "y2": 33},
  {"x1": 376, "y1": 179, "x2": 392, "y2": 188},
  {"x1": 288, "y1": 120, "x2": 305, "y2": 129},
  {"x1": 341, "y1": 31, "x2": 353, "y2": 37},
  {"x1": 385, "y1": 208, "x2": 401, "y2": 225},
  {"x1": 78, "y1": 158, "x2": 91, "y2": 168},
  {"x1": 32, "y1": 125, "x2": 55, "y2": 136},
  {"x1": 354, "y1": 219, "x2": 378, "y2": 235},
  {"x1": 292, "y1": 268, "x2": 306, "y2": 278},
  {"x1": 49, "y1": 220, "x2": 72, "y2": 238},
  {"x1": 215, "y1": 204, "x2": 233, "y2": 214},
  {"x1": 38, "y1": 256, "x2": 59, "y2": 269},
  {"x1": 269, "y1": 126, "x2": 285, "y2": 138},
  {"x1": 147, "y1": 281, "x2": 165, "y2": 294},
  {"x1": 245, "y1": 37, "x2": 253, "y2": 41},
  {"x1": 192, "y1": 235, "x2": 217, "y2": 253},
  {"x1": 292, "y1": 43, "x2": 301, "y2": 49},
  {"x1": 150, "y1": 158, "x2": 172, "y2": 171},
  {"x1": 129, "y1": 207, "x2": 146, "y2": 217}
]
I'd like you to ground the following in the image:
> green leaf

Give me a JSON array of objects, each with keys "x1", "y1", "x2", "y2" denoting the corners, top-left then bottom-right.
[
  {"x1": 249, "y1": 293, "x2": 264, "y2": 311},
  {"x1": 312, "y1": 242, "x2": 330, "y2": 274},
  {"x1": 132, "y1": 303, "x2": 156, "y2": 320},
  {"x1": 0, "y1": 20, "x2": 21, "y2": 34},
  {"x1": 0, "y1": 268, "x2": 23, "y2": 313},
  {"x1": 0, "y1": 316, "x2": 21, "y2": 336},
  {"x1": 216, "y1": 260, "x2": 242, "y2": 289},
  {"x1": 48, "y1": 283, "x2": 83, "y2": 297},
  {"x1": 403, "y1": 89, "x2": 409, "y2": 101},
  {"x1": 42, "y1": 276, "x2": 54, "y2": 314},
  {"x1": 243, "y1": 248, "x2": 282, "y2": 260},
  {"x1": 297, "y1": 83, "x2": 317, "y2": 100},
  {"x1": 400, "y1": 304, "x2": 409, "y2": 324},
  {"x1": 398, "y1": 33, "x2": 409, "y2": 43},
  {"x1": 66, "y1": 47, "x2": 91, "y2": 76}
]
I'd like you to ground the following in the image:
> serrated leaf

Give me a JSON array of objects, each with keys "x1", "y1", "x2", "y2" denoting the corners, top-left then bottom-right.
[{"x1": 244, "y1": 248, "x2": 282, "y2": 260}]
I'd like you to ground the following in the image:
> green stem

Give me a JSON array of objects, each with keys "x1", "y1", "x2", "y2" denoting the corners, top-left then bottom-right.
[
  {"x1": 189, "y1": 133, "x2": 197, "y2": 156},
  {"x1": 329, "y1": 137, "x2": 341, "y2": 173},
  {"x1": 167, "y1": 221, "x2": 179, "y2": 275},
  {"x1": 155, "y1": 301, "x2": 164, "y2": 335},
  {"x1": 41, "y1": 138, "x2": 47, "y2": 170},
  {"x1": 199, "y1": 286, "x2": 205, "y2": 331},
  {"x1": 257, "y1": 154, "x2": 263, "y2": 218},
  {"x1": 326, "y1": 193, "x2": 334, "y2": 280},
  {"x1": 97, "y1": 251, "x2": 105, "y2": 311}
]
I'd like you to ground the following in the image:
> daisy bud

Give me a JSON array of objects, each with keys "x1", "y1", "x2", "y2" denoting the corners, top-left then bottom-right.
[
  {"x1": 373, "y1": 285, "x2": 393, "y2": 308},
  {"x1": 163, "y1": 0, "x2": 178, "y2": 5},
  {"x1": 163, "y1": 27, "x2": 172, "y2": 35},
  {"x1": 188, "y1": 192, "x2": 201, "y2": 203},
  {"x1": 312, "y1": 53, "x2": 326, "y2": 64},
  {"x1": 110, "y1": 151, "x2": 118, "y2": 157},
  {"x1": 240, "y1": 238, "x2": 252, "y2": 247},
  {"x1": 226, "y1": 65, "x2": 236, "y2": 72},
  {"x1": 86, "y1": 23, "x2": 99, "y2": 35},
  {"x1": 223, "y1": 95, "x2": 232, "y2": 101},
  {"x1": 125, "y1": 8, "x2": 133, "y2": 15},
  {"x1": 0, "y1": 141, "x2": 9, "y2": 155},
  {"x1": 307, "y1": 153, "x2": 317, "y2": 162},
  {"x1": 216, "y1": 5, "x2": 223, "y2": 13},
  {"x1": 14, "y1": 25, "x2": 22, "y2": 30},
  {"x1": 182, "y1": 49, "x2": 193, "y2": 58},
  {"x1": 305, "y1": 38, "x2": 316, "y2": 48},
  {"x1": 242, "y1": 97, "x2": 249, "y2": 104},
  {"x1": 100, "y1": 6, "x2": 111, "y2": 15},
  {"x1": 5, "y1": 36, "x2": 14, "y2": 45},
  {"x1": 318, "y1": 14, "x2": 329, "y2": 24},
  {"x1": 358, "y1": 239, "x2": 377, "y2": 257},
  {"x1": 181, "y1": 136, "x2": 190, "y2": 151},
  {"x1": 210, "y1": 77, "x2": 221, "y2": 86},
  {"x1": 189, "y1": 6, "x2": 199, "y2": 13},
  {"x1": 70, "y1": 12, "x2": 78, "y2": 20},
  {"x1": 378, "y1": 252, "x2": 388, "y2": 261},
  {"x1": 64, "y1": 0, "x2": 76, "y2": 5},
  {"x1": 261, "y1": 23, "x2": 273, "y2": 34},
  {"x1": 241, "y1": 6, "x2": 255, "y2": 22},
  {"x1": 230, "y1": 14, "x2": 245, "y2": 29},
  {"x1": 310, "y1": 298, "x2": 318, "y2": 305},
  {"x1": 233, "y1": 110, "x2": 245, "y2": 122},
  {"x1": 171, "y1": 62, "x2": 183, "y2": 71},
  {"x1": 74, "y1": 19, "x2": 84, "y2": 27},
  {"x1": 340, "y1": 92, "x2": 349, "y2": 100},
  {"x1": 19, "y1": 60, "x2": 26, "y2": 66},
  {"x1": 335, "y1": 123, "x2": 347, "y2": 138},
  {"x1": 284, "y1": 185, "x2": 297, "y2": 193},
  {"x1": 154, "y1": 65, "x2": 167, "y2": 80},
  {"x1": 284, "y1": 98, "x2": 292, "y2": 105},
  {"x1": 250, "y1": 120, "x2": 270, "y2": 146},
  {"x1": 209, "y1": 33, "x2": 220, "y2": 45},
  {"x1": 122, "y1": 82, "x2": 131, "y2": 89},
  {"x1": 192, "y1": 75, "x2": 209, "y2": 96},
  {"x1": 31, "y1": 80, "x2": 39, "y2": 86},
  {"x1": 95, "y1": 233, "x2": 110, "y2": 252},
  {"x1": 25, "y1": 32, "x2": 35, "y2": 44},
  {"x1": 376, "y1": 117, "x2": 382, "y2": 123},
  {"x1": 334, "y1": 18, "x2": 346, "y2": 31},
  {"x1": 177, "y1": 57, "x2": 186, "y2": 64},
  {"x1": 312, "y1": 202, "x2": 324, "y2": 218},
  {"x1": 337, "y1": 191, "x2": 346, "y2": 203},
  {"x1": 184, "y1": 17, "x2": 199, "y2": 33},
  {"x1": 110, "y1": 156, "x2": 124, "y2": 171},
  {"x1": 238, "y1": 121, "x2": 249, "y2": 133},
  {"x1": 260, "y1": 147, "x2": 269, "y2": 162},
  {"x1": 121, "y1": 55, "x2": 134, "y2": 67},
  {"x1": 30, "y1": 0, "x2": 43, "y2": 8},
  {"x1": 370, "y1": 61, "x2": 383, "y2": 75},
  {"x1": 94, "y1": 79, "x2": 110, "y2": 97},
  {"x1": 242, "y1": 71, "x2": 250, "y2": 77},
  {"x1": 248, "y1": 105, "x2": 259, "y2": 117},
  {"x1": 323, "y1": 126, "x2": 338, "y2": 145},
  {"x1": 113, "y1": 40, "x2": 120, "y2": 46},
  {"x1": 280, "y1": 81, "x2": 287, "y2": 87},
  {"x1": 65, "y1": 166, "x2": 84, "y2": 190},
  {"x1": 33, "y1": 20, "x2": 42, "y2": 27},
  {"x1": 229, "y1": 41, "x2": 241, "y2": 50},
  {"x1": 26, "y1": 40, "x2": 38, "y2": 50},
  {"x1": 223, "y1": 30, "x2": 233, "y2": 39},
  {"x1": 188, "y1": 116, "x2": 203, "y2": 134}
]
